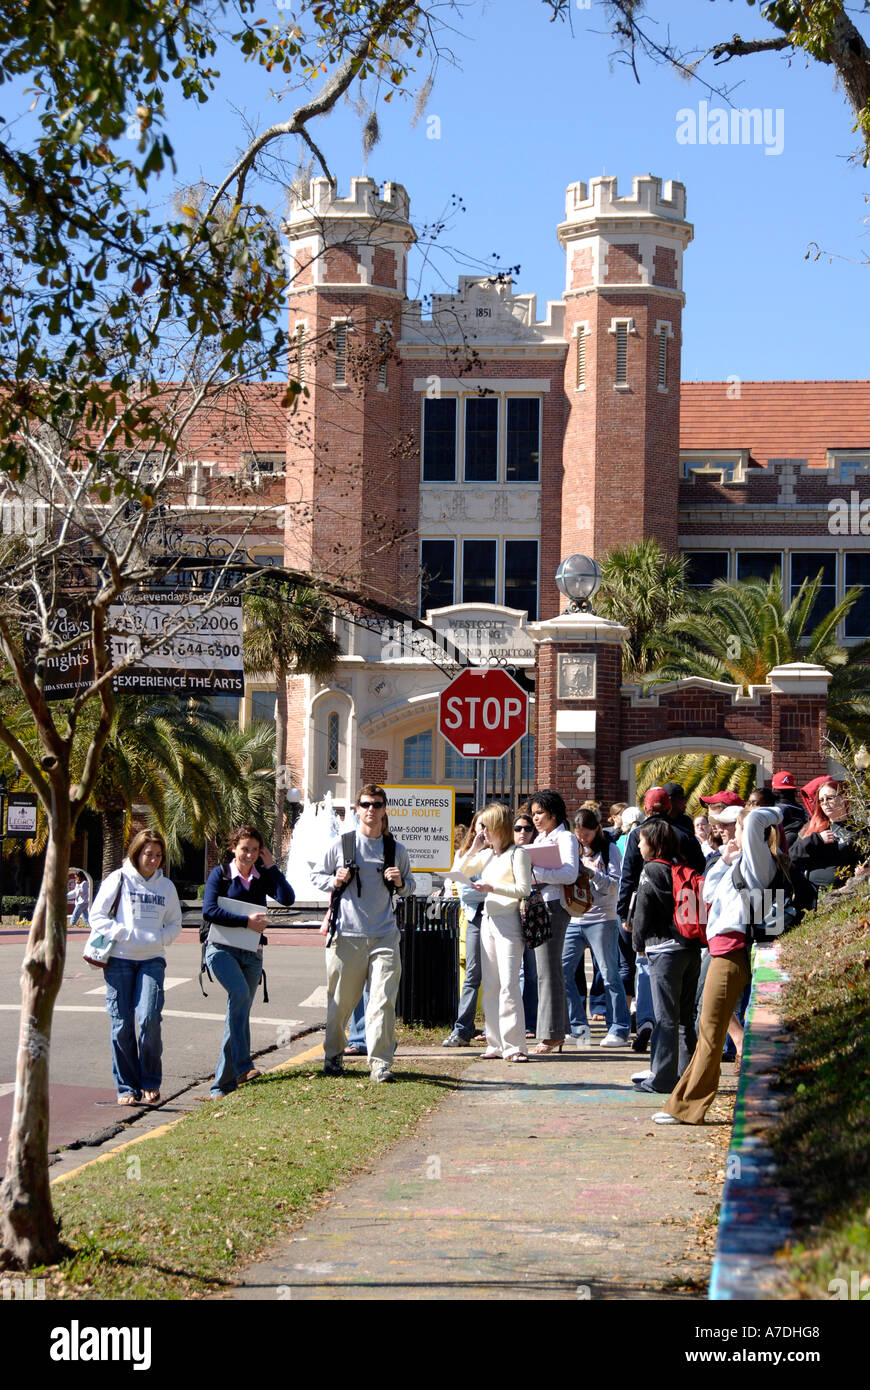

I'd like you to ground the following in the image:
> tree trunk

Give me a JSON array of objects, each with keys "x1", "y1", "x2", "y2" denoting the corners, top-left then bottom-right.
[
  {"x1": 101, "y1": 806, "x2": 126, "y2": 877},
  {"x1": 0, "y1": 823, "x2": 69, "y2": 1269},
  {"x1": 273, "y1": 662, "x2": 288, "y2": 861}
]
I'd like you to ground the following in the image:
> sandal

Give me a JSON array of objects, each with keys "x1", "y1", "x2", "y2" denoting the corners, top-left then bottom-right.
[
  {"x1": 343, "y1": 1045, "x2": 367, "y2": 1057},
  {"x1": 531, "y1": 1040, "x2": 563, "y2": 1055},
  {"x1": 481, "y1": 1048, "x2": 503, "y2": 1059},
  {"x1": 141, "y1": 1090, "x2": 161, "y2": 1105},
  {"x1": 509, "y1": 1053, "x2": 529, "y2": 1063},
  {"x1": 117, "y1": 1094, "x2": 139, "y2": 1106}
]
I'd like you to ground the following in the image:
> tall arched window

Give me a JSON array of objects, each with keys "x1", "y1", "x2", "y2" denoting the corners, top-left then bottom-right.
[{"x1": 327, "y1": 712, "x2": 340, "y2": 775}]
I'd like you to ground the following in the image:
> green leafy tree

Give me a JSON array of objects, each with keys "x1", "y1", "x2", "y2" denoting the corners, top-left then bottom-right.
[
  {"x1": 0, "y1": 0, "x2": 450, "y2": 1272},
  {"x1": 243, "y1": 582, "x2": 342, "y2": 856}
]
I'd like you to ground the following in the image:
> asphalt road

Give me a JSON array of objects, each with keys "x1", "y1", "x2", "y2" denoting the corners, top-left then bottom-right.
[{"x1": 0, "y1": 925, "x2": 327, "y2": 1162}]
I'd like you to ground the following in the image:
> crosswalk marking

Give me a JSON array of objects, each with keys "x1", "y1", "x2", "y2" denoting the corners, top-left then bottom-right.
[
  {"x1": 298, "y1": 985, "x2": 328, "y2": 1009},
  {"x1": 0, "y1": 1004, "x2": 306, "y2": 1027},
  {"x1": 85, "y1": 976, "x2": 190, "y2": 997}
]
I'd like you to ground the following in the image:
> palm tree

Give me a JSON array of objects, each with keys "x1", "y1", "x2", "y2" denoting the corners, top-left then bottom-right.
[
  {"x1": 655, "y1": 570, "x2": 870, "y2": 745},
  {"x1": 243, "y1": 580, "x2": 341, "y2": 856},
  {"x1": 85, "y1": 696, "x2": 235, "y2": 875},
  {"x1": 635, "y1": 751, "x2": 758, "y2": 812},
  {"x1": 595, "y1": 538, "x2": 698, "y2": 679},
  {"x1": 160, "y1": 719, "x2": 277, "y2": 862}
]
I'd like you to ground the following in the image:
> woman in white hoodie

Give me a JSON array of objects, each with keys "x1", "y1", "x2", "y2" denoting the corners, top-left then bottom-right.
[
  {"x1": 89, "y1": 829, "x2": 183, "y2": 1106},
  {"x1": 655, "y1": 804, "x2": 782, "y2": 1125}
]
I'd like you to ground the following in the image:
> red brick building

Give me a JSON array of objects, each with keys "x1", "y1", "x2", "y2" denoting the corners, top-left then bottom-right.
[{"x1": 217, "y1": 175, "x2": 870, "y2": 821}]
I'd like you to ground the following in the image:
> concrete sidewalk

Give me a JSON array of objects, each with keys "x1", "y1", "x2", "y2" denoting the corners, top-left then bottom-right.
[{"x1": 227, "y1": 1032, "x2": 737, "y2": 1301}]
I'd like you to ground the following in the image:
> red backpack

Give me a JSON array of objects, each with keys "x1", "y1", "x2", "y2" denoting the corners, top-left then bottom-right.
[{"x1": 652, "y1": 859, "x2": 708, "y2": 945}]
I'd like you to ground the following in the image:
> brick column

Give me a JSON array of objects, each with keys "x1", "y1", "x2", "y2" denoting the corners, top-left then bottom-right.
[
  {"x1": 526, "y1": 611, "x2": 628, "y2": 818},
  {"x1": 768, "y1": 663, "x2": 832, "y2": 785}
]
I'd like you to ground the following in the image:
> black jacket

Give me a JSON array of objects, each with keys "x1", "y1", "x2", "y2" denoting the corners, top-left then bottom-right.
[
  {"x1": 631, "y1": 860, "x2": 681, "y2": 953},
  {"x1": 616, "y1": 815, "x2": 705, "y2": 921},
  {"x1": 789, "y1": 824, "x2": 861, "y2": 889}
]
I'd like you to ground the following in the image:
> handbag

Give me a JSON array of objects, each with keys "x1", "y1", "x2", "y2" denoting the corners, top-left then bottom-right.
[
  {"x1": 511, "y1": 849, "x2": 553, "y2": 949},
  {"x1": 82, "y1": 875, "x2": 123, "y2": 969},
  {"x1": 563, "y1": 863, "x2": 594, "y2": 917}
]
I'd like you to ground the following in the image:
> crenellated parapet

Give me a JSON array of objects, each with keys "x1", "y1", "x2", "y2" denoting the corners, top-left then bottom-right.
[{"x1": 557, "y1": 174, "x2": 693, "y2": 298}]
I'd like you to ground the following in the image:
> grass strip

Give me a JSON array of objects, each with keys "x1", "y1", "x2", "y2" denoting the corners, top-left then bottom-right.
[
  {"x1": 770, "y1": 883, "x2": 870, "y2": 1298},
  {"x1": 40, "y1": 1058, "x2": 468, "y2": 1300}
]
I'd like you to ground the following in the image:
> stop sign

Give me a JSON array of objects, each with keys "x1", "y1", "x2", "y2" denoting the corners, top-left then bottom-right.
[{"x1": 438, "y1": 668, "x2": 528, "y2": 759}]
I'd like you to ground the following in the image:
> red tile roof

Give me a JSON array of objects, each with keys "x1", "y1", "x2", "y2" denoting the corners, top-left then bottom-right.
[{"x1": 679, "y1": 381, "x2": 870, "y2": 471}]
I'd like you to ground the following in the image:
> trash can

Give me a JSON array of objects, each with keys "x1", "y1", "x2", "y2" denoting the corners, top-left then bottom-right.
[{"x1": 396, "y1": 896, "x2": 460, "y2": 1027}]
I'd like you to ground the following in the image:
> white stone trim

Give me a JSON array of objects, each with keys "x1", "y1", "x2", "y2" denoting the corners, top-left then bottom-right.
[
  {"x1": 413, "y1": 377, "x2": 552, "y2": 393},
  {"x1": 767, "y1": 663, "x2": 832, "y2": 696},
  {"x1": 621, "y1": 676, "x2": 766, "y2": 707},
  {"x1": 555, "y1": 708, "x2": 596, "y2": 749},
  {"x1": 527, "y1": 612, "x2": 629, "y2": 646}
]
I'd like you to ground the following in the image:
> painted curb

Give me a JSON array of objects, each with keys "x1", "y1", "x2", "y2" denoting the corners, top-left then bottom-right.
[{"x1": 709, "y1": 943, "x2": 794, "y2": 1300}]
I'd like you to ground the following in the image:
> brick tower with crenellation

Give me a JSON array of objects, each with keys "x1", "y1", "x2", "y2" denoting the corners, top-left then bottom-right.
[{"x1": 557, "y1": 175, "x2": 694, "y2": 564}]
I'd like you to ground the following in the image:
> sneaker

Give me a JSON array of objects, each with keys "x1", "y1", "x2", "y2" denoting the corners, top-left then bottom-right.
[
  {"x1": 441, "y1": 1031, "x2": 470, "y2": 1048},
  {"x1": 631, "y1": 1069, "x2": 654, "y2": 1084},
  {"x1": 600, "y1": 1032, "x2": 628, "y2": 1048},
  {"x1": 572, "y1": 1025, "x2": 591, "y2": 1048},
  {"x1": 323, "y1": 1058, "x2": 344, "y2": 1077},
  {"x1": 631, "y1": 1023, "x2": 653, "y2": 1054},
  {"x1": 371, "y1": 1068, "x2": 395, "y2": 1083},
  {"x1": 652, "y1": 1111, "x2": 681, "y2": 1125}
]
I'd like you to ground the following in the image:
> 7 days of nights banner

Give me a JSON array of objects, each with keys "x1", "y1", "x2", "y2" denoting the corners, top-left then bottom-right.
[{"x1": 383, "y1": 786, "x2": 455, "y2": 872}]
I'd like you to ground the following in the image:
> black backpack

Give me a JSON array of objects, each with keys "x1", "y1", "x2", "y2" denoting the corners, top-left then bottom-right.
[{"x1": 323, "y1": 830, "x2": 398, "y2": 945}]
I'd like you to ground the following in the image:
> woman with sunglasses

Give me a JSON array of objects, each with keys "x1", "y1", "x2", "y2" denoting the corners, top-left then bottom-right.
[{"x1": 790, "y1": 781, "x2": 869, "y2": 896}]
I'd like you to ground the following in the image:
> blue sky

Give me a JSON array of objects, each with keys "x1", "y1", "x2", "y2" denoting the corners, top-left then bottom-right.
[{"x1": 157, "y1": 2, "x2": 869, "y2": 380}]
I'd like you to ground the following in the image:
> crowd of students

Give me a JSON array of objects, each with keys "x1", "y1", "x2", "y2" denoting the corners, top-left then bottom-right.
[
  {"x1": 79, "y1": 769, "x2": 866, "y2": 1116},
  {"x1": 441, "y1": 769, "x2": 868, "y2": 1123}
]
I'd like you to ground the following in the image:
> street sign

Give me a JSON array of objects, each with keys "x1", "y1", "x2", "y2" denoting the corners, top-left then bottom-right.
[
  {"x1": 383, "y1": 786, "x2": 455, "y2": 872},
  {"x1": 438, "y1": 668, "x2": 528, "y2": 760}
]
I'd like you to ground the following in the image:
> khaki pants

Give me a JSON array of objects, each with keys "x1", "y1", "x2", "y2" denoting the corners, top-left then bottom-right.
[
  {"x1": 666, "y1": 947, "x2": 750, "y2": 1124},
  {"x1": 324, "y1": 929, "x2": 401, "y2": 1077}
]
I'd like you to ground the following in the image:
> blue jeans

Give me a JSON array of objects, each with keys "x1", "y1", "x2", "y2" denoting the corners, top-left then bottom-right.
[
  {"x1": 205, "y1": 943, "x2": 262, "y2": 1096},
  {"x1": 563, "y1": 918, "x2": 630, "y2": 1039},
  {"x1": 104, "y1": 956, "x2": 166, "y2": 1097},
  {"x1": 348, "y1": 991, "x2": 368, "y2": 1050},
  {"x1": 618, "y1": 928, "x2": 655, "y2": 1031},
  {"x1": 453, "y1": 908, "x2": 483, "y2": 1040}
]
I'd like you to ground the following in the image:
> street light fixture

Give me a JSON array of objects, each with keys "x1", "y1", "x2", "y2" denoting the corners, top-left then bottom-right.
[
  {"x1": 854, "y1": 744, "x2": 870, "y2": 772},
  {"x1": 555, "y1": 554, "x2": 602, "y2": 613}
]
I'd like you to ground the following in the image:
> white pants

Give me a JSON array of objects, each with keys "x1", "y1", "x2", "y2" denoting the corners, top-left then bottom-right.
[
  {"x1": 324, "y1": 929, "x2": 401, "y2": 1076},
  {"x1": 480, "y1": 909, "x2": 526, "y2": 1057}
]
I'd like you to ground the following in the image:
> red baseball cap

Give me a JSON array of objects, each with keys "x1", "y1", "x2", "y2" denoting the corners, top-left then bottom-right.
[
  {"x1": 771, "y1": 771, "x2": 796, "y2": 790},
  {"x1": 699, "y1": 790, "x2": 745, "y2": 808},
  {"x1": 643, "y1": 787, "x2": 671, "y2": 815}
]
